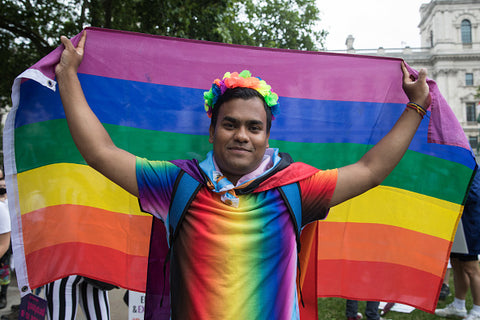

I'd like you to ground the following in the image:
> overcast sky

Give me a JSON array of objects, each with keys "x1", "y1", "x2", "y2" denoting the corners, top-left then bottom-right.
[{"x1": 318, "y1": 0, "x2": 427, "y2": 50}]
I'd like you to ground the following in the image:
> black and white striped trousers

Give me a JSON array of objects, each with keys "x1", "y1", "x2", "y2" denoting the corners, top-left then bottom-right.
[{"x1": 45, "y1": 275, "x2": 110, "y2": 320}]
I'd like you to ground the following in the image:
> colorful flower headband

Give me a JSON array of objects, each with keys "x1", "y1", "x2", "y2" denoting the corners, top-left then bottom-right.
[{"x1": 203, "y1": 70, "x2": 280, "y2": 118}]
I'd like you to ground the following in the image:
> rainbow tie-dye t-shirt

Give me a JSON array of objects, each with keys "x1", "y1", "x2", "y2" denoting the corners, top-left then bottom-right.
[{"x1": 136, "y1": 157, "x2": 337, "y2": 319}]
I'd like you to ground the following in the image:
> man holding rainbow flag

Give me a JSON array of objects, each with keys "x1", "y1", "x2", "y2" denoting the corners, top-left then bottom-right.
[{"x1": 52, "y1": 30, "x2": 431, "y2": 319}]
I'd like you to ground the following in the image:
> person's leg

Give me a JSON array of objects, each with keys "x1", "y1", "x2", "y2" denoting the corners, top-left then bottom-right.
[
  {"x1": 0, "y1": 256, "x2": 12, "y2": 309},
  {"x1": 364, "y1": 301, "x2": 380, "y2": 320},
  {"x1": 0, "y1": 285, "x2": 8, "y2": 309},
  {"x1": 346, "y1": 300, "x2": 359, "y2": 318},
  {"x1": 464, "y1": 259, "x2": 480, "y2": 305},
  {"x1": 452, "y1": 257, "x2": 469, "y2": 301},
  {"x1": 462, "y1": 257, "x2": 480, "y2": 319},
  {"x1": 439, "y1": 266, "x2": 451, "y2": 300},
  {"x1": 45, "y1": 275, "x2": 82, "y2": 320},
  {"x1": 78, "y1": 278, "x2": 110, "y2": 319},
  {"x1": 435, "y1": 255, "x2": 468, "y2": 317},
  {"x1": 444, "y1": 267, "x2": 451, "y2": 285}
]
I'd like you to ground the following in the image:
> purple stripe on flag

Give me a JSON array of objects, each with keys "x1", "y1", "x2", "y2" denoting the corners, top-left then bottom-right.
[{"x1": 76, "y1": 28, "x2": 407, "y2": 104}]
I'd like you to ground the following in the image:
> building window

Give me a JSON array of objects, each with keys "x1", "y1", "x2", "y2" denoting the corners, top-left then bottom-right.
[
  {"x1": 430, "y1": 30, "x2": 434, "y2": 47},
  {"x1": 466, "y1": 73, "x2": 474, "y2": 86},
  {"x1": 467, "y1": 103, "x2": 477, "y2": 122},
  {"x1": 461, "y1": 19, "x2": 472, "y2": 44},
  {"x1": 469, "y1": 136, "x2": 478, "y2": 150}
]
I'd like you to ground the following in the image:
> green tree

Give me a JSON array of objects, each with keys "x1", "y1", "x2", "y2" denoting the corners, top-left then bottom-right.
[
  {"x1": 0, "y1": 0, "x2": 80, "y2": 109},
  {"x1": 226, "y1": 0, "x2": 327, "y2": 50},
  {"x1": 0, "y1": 0, "x2": 327, "y2": 112}
]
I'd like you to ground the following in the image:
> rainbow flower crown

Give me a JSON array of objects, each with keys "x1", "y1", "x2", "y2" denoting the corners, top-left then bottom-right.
[{"x1": 203, "y1": 70, "x2": 280, "y2": 118}]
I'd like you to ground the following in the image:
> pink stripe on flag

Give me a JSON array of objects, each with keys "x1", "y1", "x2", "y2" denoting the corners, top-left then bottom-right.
[
  {"x1": 34, "y1": 27, "x2": 405, "y2": 104},
  {"x1": 30, "y1": 27, "x2": 467, "y2": 148}
]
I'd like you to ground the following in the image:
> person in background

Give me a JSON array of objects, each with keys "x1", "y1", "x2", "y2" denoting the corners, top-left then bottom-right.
[
  {"x1": 0, "y1": 173, "x2": 11, "y2": 310},
  {"x1": 435, "y1": 170, "x2": 480, "y2": 320},
  {"x1": 435, "y1": 254, "x2": 480, "y2": 319},
  {"x1": 346, "y1": 300, "x2": 384, "y2": 320},
  {"x1": 45, "y1": 275, "x2": 113, "y2": 320}
]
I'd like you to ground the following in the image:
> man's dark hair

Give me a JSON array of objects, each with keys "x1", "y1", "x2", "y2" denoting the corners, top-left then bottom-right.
[{"x1": 210, "y1": 87, "x2": 273, "y2": 133}]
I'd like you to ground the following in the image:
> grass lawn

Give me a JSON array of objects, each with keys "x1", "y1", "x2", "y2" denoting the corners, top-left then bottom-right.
[{"x1": 316, "y1": 270, "x2": 470, "y2": 319}]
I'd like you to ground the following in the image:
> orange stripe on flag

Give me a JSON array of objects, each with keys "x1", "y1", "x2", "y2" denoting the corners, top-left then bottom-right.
[
  {"x1": 22, "y1": 204, "x2": 152, "y2": 256},
  {"x1": 298, "y1": 222, "x2": 319, "y2": 320},
  {"x1": 317, "y1": 221, "x2": 450, "y2": 276}
]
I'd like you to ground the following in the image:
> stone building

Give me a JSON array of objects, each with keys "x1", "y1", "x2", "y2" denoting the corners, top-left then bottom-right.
[{"x1": 333, "y1": 0, "x2": 480, "y2": 151}]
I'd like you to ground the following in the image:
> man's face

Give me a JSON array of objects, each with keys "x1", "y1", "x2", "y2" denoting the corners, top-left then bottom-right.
[{"x1": 209, "y1": 97, "x2": 270, "y2": 184}]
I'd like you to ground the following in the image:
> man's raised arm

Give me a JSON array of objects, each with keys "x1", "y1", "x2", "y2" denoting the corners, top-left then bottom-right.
[
  {"x1": 56, "y1": 31, "x2": 139, "y2": 197},
  {"x1": 329, "y1": 62, "x2": 430, "y2": 207}
]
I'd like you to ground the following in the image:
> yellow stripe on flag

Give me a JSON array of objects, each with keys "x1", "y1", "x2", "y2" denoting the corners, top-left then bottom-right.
[
  {"x1": 328, "y1": 185, "x2": 462, "y2": 241},
  {"x1": 17, "y1": 163, "x2": 148, "y2": 216},
  {"x1": 18, "y1": 164, "x2": 461, "y2": 242}
]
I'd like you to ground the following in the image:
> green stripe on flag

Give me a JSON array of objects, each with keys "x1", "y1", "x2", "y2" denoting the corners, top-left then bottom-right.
[{"x1": 15, "y1": 119, "x2": 472, "y2": 204}]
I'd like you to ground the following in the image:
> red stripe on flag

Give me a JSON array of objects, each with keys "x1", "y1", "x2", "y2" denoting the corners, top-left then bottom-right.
[
  {"x1": 25, "y1": 242, "x2": 148, "y2": 292},
  {"x1": 317, "y1": 259, "x2": 443, "y2": 313}
]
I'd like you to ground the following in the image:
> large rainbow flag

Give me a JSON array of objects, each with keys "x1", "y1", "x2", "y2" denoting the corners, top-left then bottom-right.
[{"x1": 5, "y1": 27, "x2": 476, "y2": 317}]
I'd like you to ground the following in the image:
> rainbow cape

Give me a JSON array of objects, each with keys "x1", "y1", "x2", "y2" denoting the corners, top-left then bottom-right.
[{"x1": 5, "y1": 27, "x2": 476, "y2": 316}]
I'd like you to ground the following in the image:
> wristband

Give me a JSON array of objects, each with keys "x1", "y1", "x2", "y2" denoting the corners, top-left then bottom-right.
[{"x1": 406, "y1": 102, "x2": 427, "y2": 118}]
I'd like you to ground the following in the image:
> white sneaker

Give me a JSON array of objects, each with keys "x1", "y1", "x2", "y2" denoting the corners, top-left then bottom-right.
[
  {"x1": 466, "y1": 310, "x2": 480, "y2": 320},
  {"x1": 435, "y1": 303, "x2": 467, "y2": 318}
]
